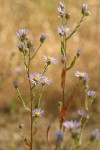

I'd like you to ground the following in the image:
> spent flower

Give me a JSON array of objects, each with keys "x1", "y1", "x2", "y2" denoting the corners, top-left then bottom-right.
[
  {"x1": 90, "y1": 129, "x2": 100, "y2": 141},
  {"x1": 32, "y1": 108, "x2": 44, "y2": 117}
]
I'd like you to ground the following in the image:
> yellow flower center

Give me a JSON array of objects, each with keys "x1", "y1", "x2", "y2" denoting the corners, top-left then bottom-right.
[
  {"x1": 80, "y1": 73, "x2": 85, "y2": 77},
  {"x1": 43, "y1": 79, "x2": 47, "y2": 83},
  {"x1": 34, "y1": 77, "x2": 40, "y2": 82},
  {"x1": 63, "y1": 29, "x2": 67, "y2": 33},
  {"x1": 48, "y1": 57, "x2": 53, "y2": 61},
  {"x1": 35, "y1": 112, "x2": 40, "y2": 116}
]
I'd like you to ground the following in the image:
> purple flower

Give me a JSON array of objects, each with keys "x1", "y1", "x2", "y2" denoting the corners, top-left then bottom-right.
[
  {"x1": 77, "y1": 50, "x2": 83, "y2": 56},
  {"x1": 58, "y1": 7, "x2": 65, "y2": 17},
  {"x1": 32, "y1": 108, "x2": 44, "y2": 117},
  {"x1": 40, "y1": 76, "x2": 52, "y2": 86},
  {"x1": 63, "y1": 120, "x2": 81, "y2": 129},
  {"x1": 58, "y1": 26, "x2": 71, "y2": 36},
  {"x1": 17, "y1": 43, "x2": 25, "y2": 52},
  {"x1": 91, "y1": 129, "x2": 100, "y2": 141},
  {"x1": 44, "y1": 55, "x2": 57, "y2": 65},
  {"x1": 56, "y1": 131, "x2": 64, "y2": 145},
  {"x1": 61, "y1": 55, "x2": 67, "y2": 63},
  {"x1": 16, "y1": 29, "x2": 28, "y2": 39},
  {"x1": 77, "y1": 110, "x2": 89, "y2": 119},
  {"x1": 59, "y1": 1, "x2": 65, "y2": 9},
  {"x1": 82, "y1": 4, "x2": 88, "y2": 11},
  {"x1": 75, "y1": 71, "x2": 88, "y2": 82},
  {"x1": 40, "y1": 33, "x2": 47, "y2": 43},
  {"x1": 29, "y1": 73, "x2": 43, "y2": 85},
  {"x1": 87, "y1": 90, "x2": 96, "y2": 97},
  {"x1": 82, "y1": 4, "x2": 91, "y2": 16}
]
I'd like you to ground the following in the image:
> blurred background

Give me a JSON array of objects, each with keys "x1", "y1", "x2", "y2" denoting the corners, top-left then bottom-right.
[{"x1": 0, "y1": 0, "x2": 100, "y2": 149}]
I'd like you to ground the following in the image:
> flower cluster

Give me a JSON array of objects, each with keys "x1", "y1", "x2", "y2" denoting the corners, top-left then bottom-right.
[
  {"x1": 29, "y1": 73, "x2": 52, "y2": 86},
  {"x1": 77, "y1": 109, "x2": 89, "y2": 119},
  {"x1": 32, "y1": 108, "x2": 44, "y2": 117},
  {"x1": 63, "y1": 120, "x2": 81, "y2": 130},
  {"x1": 87, "y1": 90, "x2": 96, "y2": 97}
]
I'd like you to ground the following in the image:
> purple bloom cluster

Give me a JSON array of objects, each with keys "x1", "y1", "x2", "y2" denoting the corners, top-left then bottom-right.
[
  {"x1": 29, "y1": 73, "x2": 52, "y2": 86},
  {"x1": 87, "y1": 90, "x2": 96, "y2": 97},
  {"x1": 75, "y1": 71, "x2": 88, "y2": 82},
  {"x1": 32, "y1": 108, "x2": 44, "y2": 117},
  {"x1": 58, "y1": 26, "x2": 71, "y2": 36},
  {"x1": 44, "y1": 55, "x2": 57, "y2": 65},
  {"x1": 61, "y1": 55, "x2": 67, "y2": 63},
  {"x1": 63, "y1": 120, "x2": 81, "y2": 129},
  {"x1": 16, "y1": 29, "x2": 28, "y2": 39},
  {"x1": 40, "y1": 33, "x2": 47, "y2": 43},
  {"x1": 77, "y1": 109, "x2": 89, "y2": 119}
]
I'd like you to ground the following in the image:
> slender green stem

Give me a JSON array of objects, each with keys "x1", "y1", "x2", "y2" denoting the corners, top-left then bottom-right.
[
  {"x1": 30, "y1": 43, "x2": 42, "y2": 60},
  {"x1": 38, "y1": 86, "x2": 44, "y2": 107},
  {"x1": 66, "y1": 15, "x2": 85, "y2": 42}
]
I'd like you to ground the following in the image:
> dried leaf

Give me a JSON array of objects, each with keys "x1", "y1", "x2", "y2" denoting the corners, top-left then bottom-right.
[
  {"x1": 33, "y1": 127, "x2": 38, "y2": 136},
  {"x1": 24, "y1": 138, "x2": 31, "y2": 148}
]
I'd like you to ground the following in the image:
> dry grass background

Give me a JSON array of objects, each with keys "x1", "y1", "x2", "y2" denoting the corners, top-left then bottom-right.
[{"x1": 0, "y1": 0, "x2": 100, "y2": 149}]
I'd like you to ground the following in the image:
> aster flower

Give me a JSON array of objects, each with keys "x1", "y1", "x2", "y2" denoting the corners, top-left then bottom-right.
[
  {"x1": 44, "y1": 55, "x2": 57, "y2": 65},
  {"x1": 58, "y1": 26, "x2": 71, "y2": 36},
  {"x1": 29, "y1": 73, "x2": 43, "y2": 85},
  {"x1": 40, "y1": 33, "x2": 47, "y2": 43},
  {"x1": 90, "y1": 129, "x2": 100, "y2": 141},
  {"x1": 56, "y1": 131, "x2": 64, "y2": 145},
  {"x1": 16, "y1": 29, "x2": 28, "y2": 40},
  {"x1": 63, "y1": 120, "x2": 81, "y2": 130},
  {"x1": 59, "y1": 1, "x2": 65, "y2": 9},
  {"x1": 75, "y1": 71, "x2": 88, "y2": 82},
  {"x1": 32, "y1": 108, "x2": 44, "y2": 117},
  {"x1": 77, "y1": 109, "x2": 89, "y2": 119},
  {"x1": 58, "y1": 7, "x2": 65, "y2": 17},
  {"x1": 40, "y1": 76, "x2": 52, "y2": 86},
  {"x1": 87, "y1": 90, "x2": 96, "y2": 97}
]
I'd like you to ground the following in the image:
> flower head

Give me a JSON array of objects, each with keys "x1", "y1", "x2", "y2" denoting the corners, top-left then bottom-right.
[
  {"x1": 82, "y1": 4, "x2": 91, "y2": 16},
  {"x1": 59, "y1": 1, "x2": 65, "y2": 9},
  {"x1": 87, "y1": 90, "x2": 96, "y2": 97},
  {"x1": 58, "y1": 7, "x2": 65, "y2": 17},
  {"x1": 19, "y1": 123, "x2": 24, "y2": 129},
  {"x1": 32, "y1": 108, "x2": 44, "y2": 117},
  {"x1": 17, "y1": 43, "x2": 25, "y2": 52},
  {"x1": 44, "y1": 55, "x2": 57, "y2": 65},
  {"x1": 40, "y1": 76, "x2": 52, "y2": 86},
  {"x1": 75, "y1": 71, "x2": 88, "y2": 82},
  {"x1": 29, "y1": 73, "x2": 43, "y2": 85},
  {"x1": 40, "y1": 33, "x2": 47, "y2": 43},
  {"x1": 58, "y1": 26, "x2": 71, "y2": 36},
  {"x1": 77, "y1": 110, "x2": 89, "y2": 119},
  {"x1": 16, "y1": 29, "x2": 28, "y2": 40},
  {"x1": 56, "y1": 131, "x2": 64, "y2": 145},
  {"x1": 63, "y1": 120, "x2": 81, "y2": 130},
  {"x1": 77, "y1": 50, "x2": 83, "y2": 56},
  {"x1": 61, "y1": 55, "x2": 67, "y2": 63},
  {"x1": 90, "y1": 129, "x2": 100, "y2": 141}
]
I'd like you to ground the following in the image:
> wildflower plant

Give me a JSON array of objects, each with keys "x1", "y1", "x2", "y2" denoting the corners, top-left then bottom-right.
[{"x1": 14, "y1": 1, "x2": 100, "y2": 150}]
